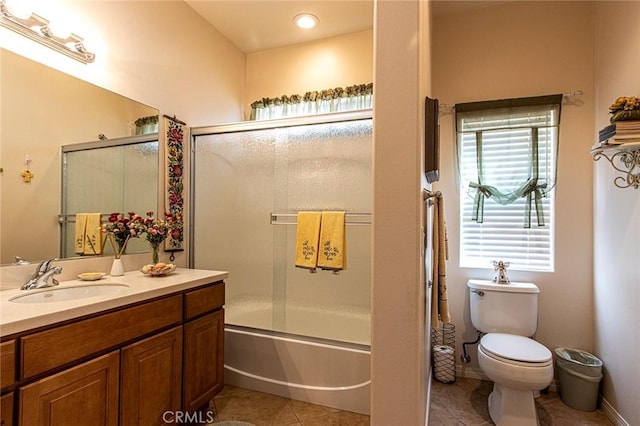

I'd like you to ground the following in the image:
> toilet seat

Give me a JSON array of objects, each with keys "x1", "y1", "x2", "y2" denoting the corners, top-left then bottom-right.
[{"x1": 480, "y1": 333, "x2": 552, "y2": 367}]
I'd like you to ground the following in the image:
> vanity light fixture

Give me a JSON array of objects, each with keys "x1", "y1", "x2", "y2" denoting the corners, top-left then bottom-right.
[
  {"x1": 293, "y1": 13, "x2": 319, "y2": 30},
  {"x1": 0, "y1": 0, "x2": 95, "y2": 64}
]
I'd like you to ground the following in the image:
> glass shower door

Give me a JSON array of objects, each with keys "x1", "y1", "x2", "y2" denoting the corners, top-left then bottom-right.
[{"x1": 192, "y1": 115, "x2": 372, "y2": 345}]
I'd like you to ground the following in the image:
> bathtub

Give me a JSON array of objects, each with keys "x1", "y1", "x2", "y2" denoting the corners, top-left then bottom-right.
[{"x1": 223, "y1": 301, "x2": 371, "y2": 415}]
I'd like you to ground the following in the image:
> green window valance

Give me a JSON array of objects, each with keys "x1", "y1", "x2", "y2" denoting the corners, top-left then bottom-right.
[{"x1": 456, "y1": 94, "x2": 562, "y2": 228}]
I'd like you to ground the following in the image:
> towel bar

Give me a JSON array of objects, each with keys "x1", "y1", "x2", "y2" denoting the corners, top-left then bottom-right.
[
  {"x1": 57, "y1": 213, "x2": 111, "y2": 224},
  {"x1": 423, "y1": 189, "x2": 442, "y2": 200},
  {"x1": 270, "y1": 212, "x2": 371, "y2": 226}
]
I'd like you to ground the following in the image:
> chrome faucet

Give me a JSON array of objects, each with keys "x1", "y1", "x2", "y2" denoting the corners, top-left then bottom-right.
[{"x1": 21, "y1": 259, "x2": 62, "y2": 290}]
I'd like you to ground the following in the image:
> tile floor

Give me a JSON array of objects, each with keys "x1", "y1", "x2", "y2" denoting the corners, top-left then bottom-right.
[
  {"x1": 210, "y1": 377, "x2": 614, "y2": 425},
  {"x1": 210, "y1": 385, "x2": 369, "y2": 425},
  {"x1": 429, "y1": 378, "x2": 613, "y2": 426}
]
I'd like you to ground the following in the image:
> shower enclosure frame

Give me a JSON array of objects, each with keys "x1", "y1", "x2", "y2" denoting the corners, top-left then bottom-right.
[{"x1": 188, "y1": 109, "x2": 373, "y2": 414}]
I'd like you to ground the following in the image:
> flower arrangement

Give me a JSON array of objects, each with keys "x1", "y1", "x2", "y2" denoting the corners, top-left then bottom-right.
[
  {"x1": 101, "y1": 212, "x2": 145, "y2": 258},
  {"x1": 101, "y1": 211, "x2": 180, "y2": 263},
  {"x1": 609, "y1": 96, "x2": 640, "y2": 123},
  {"x1": 141, "y1": 211, "x2": 181, "y2": 264}
]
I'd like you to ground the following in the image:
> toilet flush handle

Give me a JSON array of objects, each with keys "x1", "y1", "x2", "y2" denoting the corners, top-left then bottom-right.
[{"x1": 470, "y1": 289, "x2": 484, "y2": 296}]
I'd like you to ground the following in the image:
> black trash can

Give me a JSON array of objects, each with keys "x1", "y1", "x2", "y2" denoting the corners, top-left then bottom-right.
[{"x1": 554, "y1": 347, "x2": 603, "y2": 411}]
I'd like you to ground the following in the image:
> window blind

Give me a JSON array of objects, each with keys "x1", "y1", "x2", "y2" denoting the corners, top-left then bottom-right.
[{"x1": 457, "y1": 97, "x2": 560, "y2": 272}]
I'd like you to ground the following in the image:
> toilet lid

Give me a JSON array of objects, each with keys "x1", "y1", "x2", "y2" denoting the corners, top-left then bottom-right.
[{"x1": 480, "y1": 333, "x2": 552, "y2": 363}]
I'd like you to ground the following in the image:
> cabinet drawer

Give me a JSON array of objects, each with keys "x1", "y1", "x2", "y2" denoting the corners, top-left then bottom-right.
[
  {"x1": 21, "y1": 295, "x2": 182, "y2": 379},
  {"x1": 1, "y1": 340, "x2": 15, "y2": 389},
  {"x1": 184, "y1": 282, "x2": 225, "y2": 320}
]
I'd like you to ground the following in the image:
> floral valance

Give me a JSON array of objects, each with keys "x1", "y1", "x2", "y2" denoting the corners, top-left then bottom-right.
[{"x1": 250, "y1": 83, "x2": 373, "y2": 121}]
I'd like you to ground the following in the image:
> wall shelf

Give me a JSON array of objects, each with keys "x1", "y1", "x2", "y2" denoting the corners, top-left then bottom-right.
[{"x1": 591, "y1": 142, "x2": 640, "y2": 189}]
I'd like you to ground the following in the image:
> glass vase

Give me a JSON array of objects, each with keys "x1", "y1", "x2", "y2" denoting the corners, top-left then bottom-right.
[
  {"x1": 150, "y1": 241, "x2": 160, "y2": 264},
  {"x1": 114, "y1": 236, "x2": 129, "y2": 257}
]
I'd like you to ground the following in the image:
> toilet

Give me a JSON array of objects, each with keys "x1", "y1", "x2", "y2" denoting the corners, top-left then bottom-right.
[{"x1": 468, "y1": 279, "x2": 553, "y2": 426}]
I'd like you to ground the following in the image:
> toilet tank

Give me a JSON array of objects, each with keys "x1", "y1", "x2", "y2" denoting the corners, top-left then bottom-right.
[{"x1": 467, "y1": 279, "x2": 540, "y2": 337}]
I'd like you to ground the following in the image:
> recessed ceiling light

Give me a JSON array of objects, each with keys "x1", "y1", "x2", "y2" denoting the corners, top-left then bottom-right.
[{"x1": 294, "y1": 13, "x2": 319, "y2": 30}]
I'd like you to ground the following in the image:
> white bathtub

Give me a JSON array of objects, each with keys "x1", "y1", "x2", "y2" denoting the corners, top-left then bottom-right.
[{"x1": 223, "y1": 301, "x2": 371, "y2": 415}]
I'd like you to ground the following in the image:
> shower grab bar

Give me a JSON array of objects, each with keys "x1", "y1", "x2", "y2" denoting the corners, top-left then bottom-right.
[{"x1": 270, "y1": 212, "x2": 371, "y2": 226}]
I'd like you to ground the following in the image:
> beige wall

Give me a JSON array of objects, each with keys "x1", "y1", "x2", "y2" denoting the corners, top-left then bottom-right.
[
  {"x1": 372, "y1": 1, "x2": 429, "y2": 424},
  {"x1": 0, "y1": 0, "x2": 245, "y2": 126},
  {"x1": 245, "y1": 30, "x2": 373, "y2": 120},
  {"x1": 433, "y1": 1, "x2": 595, "y2": 374},
  {"x1": 593, "y1": 3, "x2": 640, "y2": 425}
]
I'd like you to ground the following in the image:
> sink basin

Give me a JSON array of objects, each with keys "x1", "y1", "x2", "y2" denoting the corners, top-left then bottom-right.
[{"x1": 9, "y1": 283, "x2": 129, "y2": 304}]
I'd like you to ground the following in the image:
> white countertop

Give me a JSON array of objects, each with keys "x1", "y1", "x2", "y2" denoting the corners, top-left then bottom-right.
[{"x1": 0, "y1": 268, "x2": 228, "y2": 337}]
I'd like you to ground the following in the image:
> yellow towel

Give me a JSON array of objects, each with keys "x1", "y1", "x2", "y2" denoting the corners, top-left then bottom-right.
[
  {"x1": 295, "y1": 212, "x2": 322, "y2": 270},
  {"x1": 83, "y1": 213, "x2": 103, "y2": 255},
  {"x1": 317, "y1": 211, "x2": 347, "y2": 271},
  {"x1": 74, "y1": 213, "x2": 88, "y2": 255}
]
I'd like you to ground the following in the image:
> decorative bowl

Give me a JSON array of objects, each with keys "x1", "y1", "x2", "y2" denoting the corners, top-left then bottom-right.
[
  {"x1": 141, "y1": 263, "x2": 176, "y2": 276},
  {"x1": 78, "y1": 272, "x2": 106, "y2": 281}
]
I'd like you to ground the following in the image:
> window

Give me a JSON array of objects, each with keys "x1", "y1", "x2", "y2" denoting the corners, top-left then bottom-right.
[{"x1": 456, "y1": 95, "x2": 562, "y2": 272}]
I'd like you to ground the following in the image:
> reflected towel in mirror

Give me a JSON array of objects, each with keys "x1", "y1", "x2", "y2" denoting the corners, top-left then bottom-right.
[
  {"x1": 84, "y1": 213, "x2": 103, "y2": 255},
  {"x1": 74, "y1": 213, "x2": 88, "y2": 254}
]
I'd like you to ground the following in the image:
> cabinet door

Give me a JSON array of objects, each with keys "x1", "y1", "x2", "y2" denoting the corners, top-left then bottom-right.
[
  {"x1": 120, "y1": 326, "x2": 182, "y2": 426},
  {"x1": 183, "y1": 310, "x2": 224, "y2": 412},
  {"x1": 19, "y1": 351, "x2": 119, "y2": 426},
  {"x1": 1, "y1": 340, "x2": 15, "y2": 389},
  {"x1": 1, "y1": 392, "x2": 14, "y2": 426}
]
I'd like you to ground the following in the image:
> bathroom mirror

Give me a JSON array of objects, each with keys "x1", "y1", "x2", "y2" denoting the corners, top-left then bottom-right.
[{"x1": 0, "y1": 48, "x2": 159, "y2": 264}]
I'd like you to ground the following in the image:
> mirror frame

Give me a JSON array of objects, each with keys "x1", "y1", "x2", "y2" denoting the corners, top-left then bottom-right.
[{"x1": 59, "y1": 133, "x2": 161, "y2": 259}]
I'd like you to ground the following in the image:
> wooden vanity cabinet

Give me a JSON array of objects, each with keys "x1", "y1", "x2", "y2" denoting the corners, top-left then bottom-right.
[{"x1": 7, "y1": 280, "x2": 225, "y2": 426}]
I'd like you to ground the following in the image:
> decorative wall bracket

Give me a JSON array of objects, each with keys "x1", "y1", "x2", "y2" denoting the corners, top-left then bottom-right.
[{"x1": 592, "y1": 145, "x2": 640, "y2": 189}]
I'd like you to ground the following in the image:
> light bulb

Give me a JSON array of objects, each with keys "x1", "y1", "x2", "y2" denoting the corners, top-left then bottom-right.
[
  {"x1": 47, "y1": 19, "x2": 71, "y2": 39},
  {"x1": 65, "y1": 40, "x2": 79, "y2": 51},
  {"x1": 294, "y1": 13, "x2": 318, "y2": 30},
  {"x1": 5, "y1": 0, "x2": 33, "y2": 20}
]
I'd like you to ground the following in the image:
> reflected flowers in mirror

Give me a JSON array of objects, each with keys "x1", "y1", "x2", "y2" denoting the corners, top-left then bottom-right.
[{"x1": 101, "y1": 212, "x2": 145, "y2": 258}]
